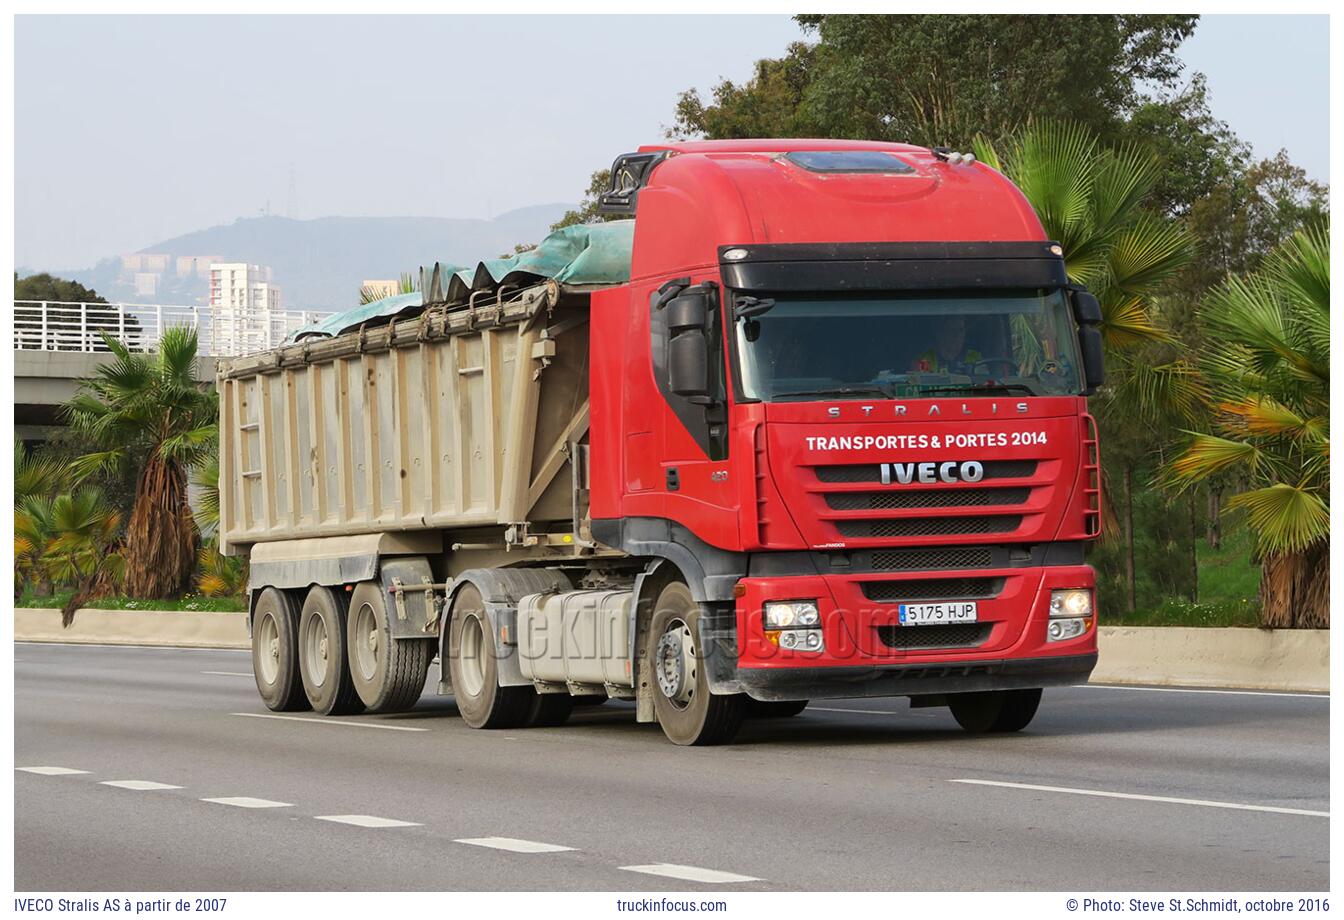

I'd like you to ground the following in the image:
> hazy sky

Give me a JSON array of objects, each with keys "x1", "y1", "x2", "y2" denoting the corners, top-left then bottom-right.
[{"x1": 15, "y1": 14, "x2": 1330, "y2": 271}]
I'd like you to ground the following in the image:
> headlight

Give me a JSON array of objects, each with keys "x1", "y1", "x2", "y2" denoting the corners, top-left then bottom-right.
[
  {"x1": 1049, "y1": 588, "x2": 1093, "y2": 618},
  {"x1": 764, "y1": 600, "x2": 820, "y2": 630}
]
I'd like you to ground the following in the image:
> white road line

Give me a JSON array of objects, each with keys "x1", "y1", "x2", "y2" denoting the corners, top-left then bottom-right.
[
  {"x1": 231, "y1": 712, "x2": 428, "y2": 732},
  {"x1": 203, "y1": 671, "x2": 253, "y2": 677},
  {"x1": 1079, "y1": 684, "x2": 1327, "y2": 700},
  {"x1": 201, "y1": 796, "x2": 293, "y2": 809},
  {"x1": 810, "y1": 706, "x2": 935, "y2": 717},
  {"x1": 455, "y1": 837, "x2": 575, "y2": 853},
  {"x1": 951, "y1": 779, "x2": 1329, "y2": 818},
  {"x1": 17, "y1": 767, "x2": 90, "y2": 776},
  {"x1": 100, "y1": 780, "x2": 182, "y2": 791},
  {"x1": 619, "y1": 864, "x2": 762, "y2": 884},
  {"x1": 315, "y1": 815, "x2": 421, "y2": 828}
]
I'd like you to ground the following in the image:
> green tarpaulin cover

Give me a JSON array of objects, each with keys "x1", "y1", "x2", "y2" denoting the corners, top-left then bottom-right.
[{"x1": 291, "y1": 220, "x2": 633, "y2": 341}]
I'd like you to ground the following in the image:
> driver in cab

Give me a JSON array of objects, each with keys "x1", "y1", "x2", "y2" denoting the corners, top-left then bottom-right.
[{"x1": 910, "y1": 315, "x2": 981, "y2": 374}]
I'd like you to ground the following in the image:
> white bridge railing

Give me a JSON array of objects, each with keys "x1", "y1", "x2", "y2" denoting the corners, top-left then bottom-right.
[{"x1": 13, "y1": 301, "x2": 332, "y2": 358}]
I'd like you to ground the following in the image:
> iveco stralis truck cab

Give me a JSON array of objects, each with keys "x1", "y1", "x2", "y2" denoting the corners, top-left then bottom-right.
[{"x1": 586, "y1": 139, "x2": 1104, "y2": 740}]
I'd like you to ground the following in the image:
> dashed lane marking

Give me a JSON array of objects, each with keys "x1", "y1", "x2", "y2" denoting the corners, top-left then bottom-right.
[
  {"x1": 951, "y1": 779, "x2": 1329, "y2": 817},
  {"x1": 203, "y1": 671, "x2": 254, "y2": 677},
  {"x1": 619, "y1": 864, "x2": 762, "y2": 883},
  {"x1": 201, "y1": 797, "x2": 293, "y2": 809},
  {"x1": 17, "y1": 767, "x2": 90, "y2": 776},
  {"x1": 455, "y1": 837, "x2": 576, "y2": 853},
  {"x1": 810, "y1": 706, "x2": 935, "y2": 717},
  {"x1": 231, "y1": 712, "x2": 429, "y2": 732},
  {"x1": 316, "y1": 815, "x2": 422, "y2": 828},
  {"x1": 100, "y1": 780, "x2": 182, "y2": 791},
  {"x1": 1078, "y1": 684, "x2": 1327, "y2": 699}
]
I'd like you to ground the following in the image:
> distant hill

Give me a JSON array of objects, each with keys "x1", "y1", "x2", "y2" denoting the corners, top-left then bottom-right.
[{"x1": 33, "y1": 204, "x2": 573, "y2": 309}]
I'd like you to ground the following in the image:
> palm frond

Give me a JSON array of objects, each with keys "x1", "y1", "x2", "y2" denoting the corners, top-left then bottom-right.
[{"x1": 1226, "y1": 483, "x2": 1329, "y2": 555}]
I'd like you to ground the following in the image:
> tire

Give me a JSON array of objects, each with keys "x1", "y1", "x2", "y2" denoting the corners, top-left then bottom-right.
[
  {"x1": 747, "y1": 699, "x2": 809, "y2": 719},
  {"x1": 346, "y1": 581, "x2": 431, "y2": 713},
  {"x1": 647, "y1": 581, "x2": 746, "y2": 746},
  {"x1": 523, "y1": 693, "x2": 574, "y2": 727},
  {"x1": 447, "y1": 583, "x2": 533, "y2": 729},
  {"x1": 251, "y1": 587, "x2": 308, "y2": 712},
  {"x1": 298, "y1": 586, "x2": 364, "y2": 716},
  {"x1": 948, "y1": 688, "x2": 1043, "y2": 733}
]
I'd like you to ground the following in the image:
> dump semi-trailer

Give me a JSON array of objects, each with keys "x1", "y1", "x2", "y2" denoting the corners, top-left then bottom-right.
[{"x1": 219, "y1": 139, "x2": 1105, "y2": 745}]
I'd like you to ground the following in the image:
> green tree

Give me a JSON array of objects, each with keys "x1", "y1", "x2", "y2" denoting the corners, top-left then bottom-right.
[
  {"x1": 14, "y1": 272, "x2": 108, "y2": 304},
  {"x1": 15, "y1": 272, "x2": 142, "y2": 351},
  {"x1": 974, "y1": 122, "x2": 1196, "y2": 612},
  {"x1": 42, "y1": 488, "x2": 125, "y2": 625},
  {"x1": 63, "y1": 327, "x2": 217, "y2": 600},
  {"x1": 1167, "y1": 225, "x2": 1329, "y2": 628},
  {"x1": 551, "y1": 169, "x2": 613, "y2": 231},
  {"x1": 673, "y1": 15, "x2": 1197, "y2": 149}
]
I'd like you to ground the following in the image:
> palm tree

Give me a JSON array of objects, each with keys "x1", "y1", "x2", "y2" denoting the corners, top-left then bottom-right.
[
  {"x1": 975, "y1": 123, "x2": 1196, "y2": 612},
  {"x1": 15, "y1": 439, "x2": 68, "y2": 506},
  {"x1": 42, "y1": 488, "x2": 126, "y2": 625},
  {"x1": 1167, "y1": 224, "x2": 1329, "y2": 627},
  {"x1": 62, "y1": 327, "x2": 217, "y2": 599}
]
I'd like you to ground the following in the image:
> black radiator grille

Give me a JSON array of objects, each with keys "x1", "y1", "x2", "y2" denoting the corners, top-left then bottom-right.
[
  {"x1": 870, "y1": 547, "x2": 996, "y2": 570},
  {"x1": 875, "y1": 624, "x2": 993, "y2": 651},
  {"x1": 815, "y1": 460, "x2": 1038, "y2": 484},
  {"x1": 826, "y1": 487, "x2": 1029, "y2": 511},
  {"x1": 862, "y1": 577, "x2": 1004, "y2": 602},
  {"x1": 837, "y1": 516, "x2": 1021, "y2": 538}
]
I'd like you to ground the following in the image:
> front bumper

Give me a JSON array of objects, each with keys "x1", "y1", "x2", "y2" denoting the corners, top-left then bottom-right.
[
  {"x1": 727, "y1": 564, "x2": 1098, "y2": 701},
  {"x1": 738, "y1": 652, "x2": 1097, "y2": 701}
]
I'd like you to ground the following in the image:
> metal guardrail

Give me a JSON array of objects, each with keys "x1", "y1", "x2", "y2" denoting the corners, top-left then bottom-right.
[{"x1": 13, "y1": 301, "x2": 331, "y2": 357}]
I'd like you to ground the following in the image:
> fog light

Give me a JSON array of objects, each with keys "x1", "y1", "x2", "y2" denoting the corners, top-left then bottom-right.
[
  {"x1": 1047, "y1": 617, "x2": 1089, "y2": 642},
  {"x1": 775, "y1": 628, "x2": 825, "y2": 652},
  {"x1": 764, "y1": 600, "x2": 819, "y2": 630},
  {"x1": 1049, "y1": 589, "x2": 1093, "y2": 618}
]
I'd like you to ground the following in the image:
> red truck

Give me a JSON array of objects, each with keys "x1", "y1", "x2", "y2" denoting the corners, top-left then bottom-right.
[{"x1": 220, "y1": 138, "x2": 1103, "y2": 745}]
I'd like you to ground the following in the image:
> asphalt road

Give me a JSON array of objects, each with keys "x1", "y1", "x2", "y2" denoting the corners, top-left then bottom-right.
[{"x1": 14, "y1": 642, "x2": 1329, "y2": 891}]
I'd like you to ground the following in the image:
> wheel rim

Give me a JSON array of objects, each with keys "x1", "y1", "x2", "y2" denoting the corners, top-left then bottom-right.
[
  {"x1": 458, "y1": 613, "x2": 487, "y2": 698},
  {"x1": 351, "y1": 601, "x2": 379, "y2": 682},
  {"x1": 256, "y1": 611, "x2": 280, "y2": 685},
  {"x1": 304, "y1": 613, "x2": 329, "y2": 688},
  {"x1": 655, "y1": 617, "x2": 696, "y2": 710}
]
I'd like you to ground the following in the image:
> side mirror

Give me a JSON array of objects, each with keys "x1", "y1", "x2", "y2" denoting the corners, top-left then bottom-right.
[
  {"x1": 665, "y1": 289, "x2": 713, "y2": 399},
  {"x1": 1071, "y1": 290, "x2": 1102, "y2": 325},
  {"x1": 1070, "y1": 289, "x2": 1104, "y2": 394}
]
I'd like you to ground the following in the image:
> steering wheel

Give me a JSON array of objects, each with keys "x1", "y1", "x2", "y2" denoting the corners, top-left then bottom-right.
[{"x1": 971, "y1": 357, "x2": 1019, "y2": 377}]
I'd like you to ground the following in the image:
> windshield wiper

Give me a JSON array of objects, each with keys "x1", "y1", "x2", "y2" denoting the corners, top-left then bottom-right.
[
  {"x1": 770, "y1": 384, "x2": 896, "y2": 401},
  {"x1": 917, "y1": 382, "x2": 1040, "y2": 397}
]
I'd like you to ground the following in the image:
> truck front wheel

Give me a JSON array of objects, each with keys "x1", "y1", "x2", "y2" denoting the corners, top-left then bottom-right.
[
  {"x1": 647, "y1": 581, "x2": 745, "y2": 746},
  {"x1": 347, "y1": 581, "x2": 431, "y2": 713},
  {"x1": 251, "y1": 587, "x2": 308, "y2": 712},
  {"x1": 948, "y1": 688, "x2": 1042, "y2": 733}
]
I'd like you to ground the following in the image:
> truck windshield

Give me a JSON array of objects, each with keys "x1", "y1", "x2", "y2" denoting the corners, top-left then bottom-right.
[{"x1": 732, "y1": 289, "x2": 1084, "y2": 401}]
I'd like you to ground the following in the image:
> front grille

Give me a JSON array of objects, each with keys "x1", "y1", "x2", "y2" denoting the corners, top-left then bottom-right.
[
  {"x1": 826, "y1": 487, "x2": 1029, "y2": 511},
  {"x1": 875, "y1": 624, "x2": 993, "y2": 651},
  {"x1": 862, "y1": 577, "x2": 1003, "y2": 602},
  {"x1": 870, "y1": 547, "x2": 995, "y2": 570},
  {"x1": 815, "y1": 460, "x2": 1038, "y2": 484},
  {"x1": 837, "y1": 516, "x2": 1021, "y2": 538}
]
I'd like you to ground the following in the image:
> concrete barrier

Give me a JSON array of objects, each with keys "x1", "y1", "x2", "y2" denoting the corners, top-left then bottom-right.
[
  {"x1": 1095, "y1": 625, "x2": 1329, "y2": 692},
  {"x1": 12, "y1": 609, "x2": 1329, "y2": 692},
  {"x1": 14, "y1": 607, "x2": 248, "y2": 650}
]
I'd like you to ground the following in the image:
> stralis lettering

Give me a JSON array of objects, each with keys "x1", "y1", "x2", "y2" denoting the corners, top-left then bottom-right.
[{"x1": 806, "y1": 432, "x2": 1010, "y2": 451}]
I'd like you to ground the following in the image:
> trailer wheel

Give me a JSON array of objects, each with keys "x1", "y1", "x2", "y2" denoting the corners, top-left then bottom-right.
[
  {"x1": 251, "y1": 587, "x2": 308, "y2": 712},
  {"x1": 948, "y1": 688, "x2": 1042, "y2": 733},
  {"x1": 747, "y1": 699, "x2": 809, "y2": 719},
  {"x1": 347, "y1": 581, "x2": 430, "y2": 713},
  {"x1": 647, "y1": 581, "x2": 746, "y2": 746},
  {"x1": 523, "y1": 693, "x2": 574, "y2": 728},
  {"x1": 299, "y1": 586, "x2": 364, "y2": 716},
  {"x1": 447, "y1": 584, "x2": 532, "y2": 729}
]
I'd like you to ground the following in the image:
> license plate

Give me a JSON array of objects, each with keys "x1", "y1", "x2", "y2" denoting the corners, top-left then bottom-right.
[{"x1": 898, "y1": 601, "x2": 978, "y2": 625}]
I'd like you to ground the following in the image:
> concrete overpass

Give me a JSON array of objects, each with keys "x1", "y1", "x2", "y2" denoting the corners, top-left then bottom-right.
[{"x1": 13, "y1": 300, "x2": 329, "y2": 442}]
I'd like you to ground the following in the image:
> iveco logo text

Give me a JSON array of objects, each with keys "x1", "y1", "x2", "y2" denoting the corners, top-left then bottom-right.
[
  {"x1": 826, "y1": 402, "x2": 1029, "y2": 417},
  {"x1": 881, "y1": 461, "x2": 984, "y2": 485}
]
